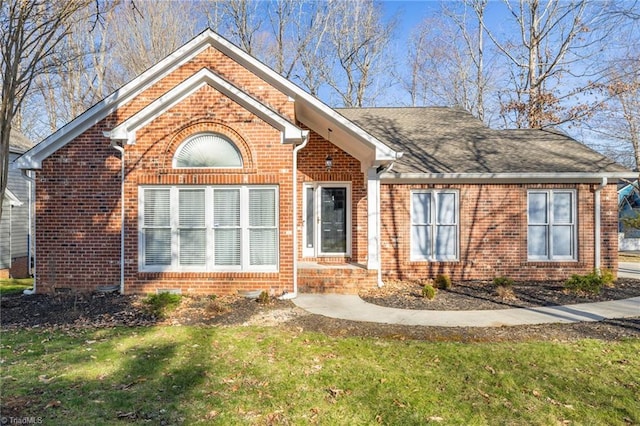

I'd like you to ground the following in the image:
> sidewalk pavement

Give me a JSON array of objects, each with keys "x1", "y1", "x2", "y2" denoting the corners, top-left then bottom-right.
[
  {"x1": 293, "y1": 263, "x2": 640, "y2": 328},
  {"x1": 619, "y1": 262, "x2": 640, "y2": 279}
]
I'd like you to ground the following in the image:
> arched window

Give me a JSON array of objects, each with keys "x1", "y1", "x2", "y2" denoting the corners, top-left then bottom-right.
[{"x1": 173, "y1": 133, "x2": 242, "y2": 168}]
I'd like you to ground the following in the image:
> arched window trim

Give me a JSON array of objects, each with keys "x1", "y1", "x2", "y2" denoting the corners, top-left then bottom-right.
[{"x1": 173, "y1": 132, "x2": 243, "y2": 169}]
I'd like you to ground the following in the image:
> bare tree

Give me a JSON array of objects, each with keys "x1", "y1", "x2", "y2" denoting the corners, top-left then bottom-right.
[
  {"x1": 486, "y1": 0, "x2": 609, "y2": 129},
  {"x1": 402, "y1": 1, "x2": 492, "y2": 122},
  {"x1": 588, "y1": 44, "x2": 640, "y2": 171},
  {"x1": 217, "y1": 0, "x2": 266, "y2": 57},
  {"x1": 108, "y1": 0, "x2": 196, "y2": 85},
  {"x1": 290, "y1": 1, "x2": 334, "y2": 97},
  {"x1": 0, "y1": 0, "x2": 94, "y2": 220},
  {"x1": 323, "y1": 0, "x2": 395, "y2": 107},
  {"x1": 21, "y1": 4, "x2": 118, "y2": 140}
]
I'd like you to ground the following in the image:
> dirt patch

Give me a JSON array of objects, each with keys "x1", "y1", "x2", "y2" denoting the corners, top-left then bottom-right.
[{"x1": 1, "y1": 279, "x2": 639, "y2": 342}]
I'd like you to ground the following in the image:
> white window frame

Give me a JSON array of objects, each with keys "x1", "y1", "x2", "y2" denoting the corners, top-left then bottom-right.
[
  {"x1": 172, "y1": 133, "x2": 243, "y2": 169},
  {"x1": 527, "y1": 189, "x2": 577, "y2": 261},
  {"x1": 410, "y1": 190, "x2": 459, "y2": 261},
  {"x1": 139, "y1": 185, "x2": 279, "y2": 272}
]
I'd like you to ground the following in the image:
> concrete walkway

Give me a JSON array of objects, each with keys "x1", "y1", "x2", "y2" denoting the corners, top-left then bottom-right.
[
  {"x1": 619, "y1": 262, "x2": 640, "y2": 279},
  {"x1": 293, "y1": 262, "x2": 640, "y2": 327}
]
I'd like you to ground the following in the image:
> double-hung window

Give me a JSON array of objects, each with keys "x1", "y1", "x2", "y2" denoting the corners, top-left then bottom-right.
[
  {"x1": 140, "y1": 186, "x2": 278, "y2": 272},
  {"x1": 411, "y1": 190, "x2": 459, "y2": 261},
  {"x1": 527, "y1": 190, "x2": 576, "y2": 261}
]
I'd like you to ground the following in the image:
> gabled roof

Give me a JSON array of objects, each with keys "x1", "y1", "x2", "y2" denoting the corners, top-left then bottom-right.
[
  {"x1": 15, "y1": 29, "x2": 398, "y2": 170},
  {"x1": 339, "y1": 107, "x2": 635, "y2": 182},
  {"x1": 105, "y1": 68, "x2": 307, "y2": 145}
]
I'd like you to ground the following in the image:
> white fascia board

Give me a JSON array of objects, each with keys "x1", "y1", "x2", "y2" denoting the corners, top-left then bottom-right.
[
  {"x1": 295, "y1": 106, "x2": 399, "y2": 164},
  {"x1": 106, "y1": 68, "x2": 306, "y2": 145},
  {"x1": 14, "y1": 31, "x2": 220, "y2": 170},
  {"x1": 381, "y1": 172, "x2": 638, "y2": 184},
  {"x1": 3, "y1": 188, "x2": 23, "y2": 206}
]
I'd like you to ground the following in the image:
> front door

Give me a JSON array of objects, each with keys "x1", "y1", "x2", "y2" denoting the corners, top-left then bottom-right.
[
  {"x1": 320, "y1": 187, "x2": 347, "y2": 253},
  {"x1": 303, "y1": 183, "x2": 350, "y2": 257}
]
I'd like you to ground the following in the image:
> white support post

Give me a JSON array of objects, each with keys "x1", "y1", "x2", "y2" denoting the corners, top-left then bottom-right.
[{"x1": 367, "y1": 167, "x2": 380, "y2": 271}]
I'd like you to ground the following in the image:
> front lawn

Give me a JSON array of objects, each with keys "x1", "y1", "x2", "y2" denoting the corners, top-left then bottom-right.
[
  {"x1": 0, "y1": 278, "x2": 33, "y2": 295},
  {"x1": 1, "y1": 326, "x2": 638, "y2": 425}
]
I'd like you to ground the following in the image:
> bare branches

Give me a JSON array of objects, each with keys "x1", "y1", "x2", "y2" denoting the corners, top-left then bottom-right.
[{"x1": 0, "y1": 0, "x2": 93, "y2": 220}]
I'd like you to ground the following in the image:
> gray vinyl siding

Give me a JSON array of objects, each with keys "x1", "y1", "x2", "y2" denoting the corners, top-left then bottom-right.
[
  {"x1": 0, "y1": 199, "x2": 10, "y2": 268},
  {"x1": 0, "y1": 151, "x2": 31, "y2": 268}
]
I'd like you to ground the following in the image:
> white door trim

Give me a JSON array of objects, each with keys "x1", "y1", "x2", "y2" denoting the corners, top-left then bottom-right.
[{"x1": 302, "y1": 182, "x2": 351, "y2": 258}]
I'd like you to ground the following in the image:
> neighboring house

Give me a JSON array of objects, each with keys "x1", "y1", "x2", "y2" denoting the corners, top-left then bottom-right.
[
  {"x1": 1, "y1": 131, "x2": 33, "y2": 278},
  {"x1": 619, "y1": 181, "x2": 640, "y2": 238},
  {"x1": 15, "y1": 30, "x2": 635, "y2": 296}
]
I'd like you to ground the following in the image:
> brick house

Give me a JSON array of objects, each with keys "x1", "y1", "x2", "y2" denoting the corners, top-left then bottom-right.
[{"x1": 15, "y1": 30, "x2": 634, "y2": 296}]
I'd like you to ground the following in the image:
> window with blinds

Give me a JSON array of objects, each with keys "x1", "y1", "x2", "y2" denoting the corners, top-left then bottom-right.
[
  {"x1": 527, "y1": 190, "x2": 576, "y2": 261},
  {"x1": 410, "y1": 190, "x2": 459, "y2": 261},
  {"x1": 139, "y1": 186, "x2": 278, "y2": 272}
]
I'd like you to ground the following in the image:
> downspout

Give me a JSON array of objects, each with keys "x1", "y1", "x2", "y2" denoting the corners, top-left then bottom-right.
[
  {"x1": 21, "y1": 170, "x2": 36, "y2": 295},
  {"x1": 594, "y1": 177, "x2": 608, "y2": 272},
  {"x1": 376, "y1": 162, "x2": 394, "y2": 288},
  {"x1": 111, "y1": 141, "x2": 125, "y2": 294},
  {"x1": 280, "y1": 131, "x2": 309, "y2": 300}
]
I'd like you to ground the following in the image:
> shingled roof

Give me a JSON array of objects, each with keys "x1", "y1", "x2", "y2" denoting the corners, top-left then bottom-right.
[
  {"x1": 9, "y1": 130, "x2": 33, "y2": 154},
  {"x1": 337, "y1": 107, "x2": 630, "y2": 175}
]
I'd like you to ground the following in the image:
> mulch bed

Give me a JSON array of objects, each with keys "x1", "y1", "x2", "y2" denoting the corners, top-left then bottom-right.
[
  {"x1": 360, "y1": 278, "x2": 640, "y2": 311},
  {"x1": 1, "y1": 277, "x2": 639, "y2": 342}
]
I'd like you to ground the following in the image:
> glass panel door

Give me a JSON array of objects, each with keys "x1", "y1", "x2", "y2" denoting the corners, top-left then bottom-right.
[{"x1": 320, "y1": 187, "x2": 347, "y2": 254}]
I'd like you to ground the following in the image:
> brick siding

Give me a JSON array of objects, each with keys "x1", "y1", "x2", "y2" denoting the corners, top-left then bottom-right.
[
  {"x1": 32, "y1": 41, "x2": 621, "y2": 295},
  {"x1": 35, "y1": 47, "x2": 298, "y2": 295},
  {"x1": 380, "y1": 182, "x2": 619, "y2": 282}
]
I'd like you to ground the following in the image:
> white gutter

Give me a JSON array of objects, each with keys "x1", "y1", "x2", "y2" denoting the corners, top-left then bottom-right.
[
  {"x1": 280, "y1": 130, "x2": 309, "y2": 300},
  {"x1": 381, "y1": 172, "x2": 636, "y2": 184},
  {"x1": 110, "y1": 140, "x2": 126, "y2": 294},
  {"x1": 594, "y1": 177, "x2": 608, "y2": 272},
  {"x1": 21, "y1": 170, "x2": 36, "y2": 295}
]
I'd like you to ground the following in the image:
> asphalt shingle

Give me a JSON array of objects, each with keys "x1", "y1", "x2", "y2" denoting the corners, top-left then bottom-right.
[{"x1": 337, "y1": 107, "x2": 630, "y2": 175}]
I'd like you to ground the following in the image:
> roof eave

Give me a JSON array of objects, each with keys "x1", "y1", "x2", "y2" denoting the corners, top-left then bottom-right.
[{"x1": 380, "y1": 172, "x2": 637, "y2": 184}]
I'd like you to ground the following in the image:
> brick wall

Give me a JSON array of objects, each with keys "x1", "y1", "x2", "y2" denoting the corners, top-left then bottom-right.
[
  {"x1": 35, "y1": 128, "x2": 122, "y2": 293},
  {"x1": 380, "y1": 182, "x2": 619, "y2": 282},
  {"x1": 35, "y1": 47, "x2": 297, "y2": 295},
  {"x1": 296, "y1": 129, "x2": 368, "y2": 265}
]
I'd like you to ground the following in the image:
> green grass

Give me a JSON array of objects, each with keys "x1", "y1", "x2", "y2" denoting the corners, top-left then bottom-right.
[
  {"x1": 0, "y1": 277, "x2": 33, "y2": 295},
  {"x1": 1, "y1": 326, "x2": 638, "y2": 425}
]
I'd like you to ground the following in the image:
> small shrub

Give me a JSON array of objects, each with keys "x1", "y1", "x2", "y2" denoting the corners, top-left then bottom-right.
[
  {"x1": 599, "y1": 269, "x2": 616, "y2": 288},
  {"x1": 434, "y1": 274, "x2": 452, "y2": 290},
  {"x1": 495, "y1": 285, "x2": 517, "y2": 301},
  {"x1": 564, "y1": 272, "x2": 602, "y2": 295},
  {"x1": 142, "y1": 293, "x2": 182, "y2": 319},
  {"x1": 257, "y1": 290, "x2": 271, "y2": 304},
  {"x1": 422, "y1": 284, "x2": 437, "y2": 300},
  {"x1": 493, "y1": 276, "x2": 514, "y2": 288},
  {"x1": 564, "y1": 269, "x2": 617, "y2": 295}
]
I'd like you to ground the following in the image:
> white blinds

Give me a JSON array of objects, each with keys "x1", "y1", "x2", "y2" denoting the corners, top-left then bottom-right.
[
  {"x1": 249, "y1": 188, "x2": 277, "y2": 265},
  {"x1": 143, "y1": 189, "x2": 171, "y2": 265},
  {"x1": 411, "y1": 191, "x2": 458, "y2": 261},
  {"x1": 140, "y1": 186, "x2": 278, "y2": 271}
]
